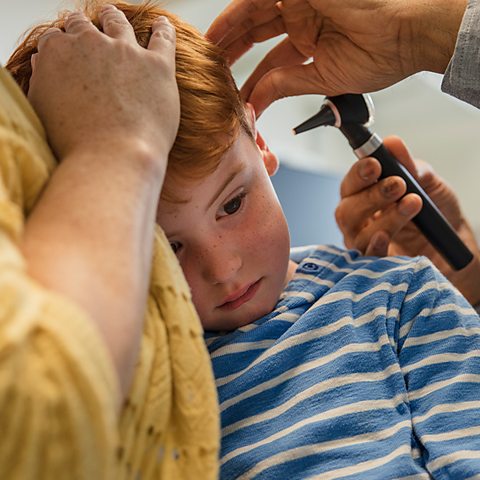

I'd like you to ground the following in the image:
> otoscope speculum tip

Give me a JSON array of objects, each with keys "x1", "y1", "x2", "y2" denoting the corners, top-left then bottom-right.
[
  {"x1": 293, "y1": 104, "x2": 337, "y2": 134},
  {"x1": 294, "y1": 94, "x2": 375, "y2": 135}
]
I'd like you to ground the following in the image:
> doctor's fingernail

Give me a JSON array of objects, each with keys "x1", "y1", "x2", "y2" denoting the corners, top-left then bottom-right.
[
  {"x1": 381, "y1": 179, "x2": 401, "y2": 198},
  {"x1": 359, "y1": 162, "x2": 375, "y2": 180}
]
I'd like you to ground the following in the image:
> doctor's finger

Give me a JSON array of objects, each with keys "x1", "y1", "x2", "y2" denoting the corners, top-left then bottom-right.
[
  {"x1": 248, "y1": 62, "x2": 329, "y2": 116},
  {"x1": 364, "y1": 231, "x2": 391, "y2": 257},
  {"x1": 339, "y1": 157, "x2": 382, "y2": 198},
  {"x1": 335, "y1": 177, "x2": 408, "y2": 238},
  {"x1": 207, "y1": 0, "x2": 279, "y2": 45},
  {"x1": 223, "y1": 15, "x2": 286, "y2": 65},
  {"x1": 354, "y1": 194, "x2": 423, "y2": 254},
  {"x1": 240, "y1": 37, "x2": 307, "y2": 100}
]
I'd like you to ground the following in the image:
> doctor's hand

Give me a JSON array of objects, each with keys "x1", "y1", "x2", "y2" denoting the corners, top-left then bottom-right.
[
  {"x1": 335, "y1": 136, "x2": 480, "y2": 305},
  {"x1": 207, "y1": 0, "x2": 467, "y2": 116}
]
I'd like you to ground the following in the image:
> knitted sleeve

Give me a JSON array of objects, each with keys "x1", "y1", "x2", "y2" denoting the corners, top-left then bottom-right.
[
  {"x1": 0, "y1": 66, "x2": 220, "y2": 480},
  {"x1": 0, "y1": 121, "x2": 119, "y2": 479}
]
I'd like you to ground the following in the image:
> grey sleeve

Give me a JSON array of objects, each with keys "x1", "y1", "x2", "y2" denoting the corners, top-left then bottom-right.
[{"x1": 442, "y1": 0, "x2": 480, "y2": 108}]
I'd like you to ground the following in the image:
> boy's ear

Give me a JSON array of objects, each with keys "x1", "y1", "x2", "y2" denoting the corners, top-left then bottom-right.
[
  {"x1": 245, "y1": 102, "x2": 257, "y2": 137},
  {"x1": 245, "y1": 102, "x2": 279, "y2": 177},
  {"x1": 257, "y1": 131, "x2": 279, "y2": 176}
]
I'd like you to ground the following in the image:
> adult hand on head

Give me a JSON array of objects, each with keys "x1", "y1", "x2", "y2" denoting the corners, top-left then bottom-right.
[
  {"x1": 207, "y1": 0, "x2": 467, "y2": 116},
  {"x1": 29, "y1": 5, "x2": 180, "y2": 163},
  {"x1": 335, "y1": 135, "x2": 480, "y2": 305},
  {"x1": 24, "y1": 6, "x2": 180, "y2": 395}
]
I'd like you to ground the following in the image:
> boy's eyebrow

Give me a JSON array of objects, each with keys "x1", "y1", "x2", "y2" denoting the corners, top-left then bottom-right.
[{"x1": 207, "y1": 165, "x2": 245, "y2": 210}]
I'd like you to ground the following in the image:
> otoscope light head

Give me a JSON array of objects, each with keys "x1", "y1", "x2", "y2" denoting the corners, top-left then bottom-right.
[
  {"x1": 293, "y1": 94, "x2": 375, "y2": 135},
  {"x1": 363, "y1": 94, "x2": 375, "y2": 126}
]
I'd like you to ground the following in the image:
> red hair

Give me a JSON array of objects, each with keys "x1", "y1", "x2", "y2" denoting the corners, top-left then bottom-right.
[{"x1": 6, "y1": 1, "x2": 253, "y2": 202}]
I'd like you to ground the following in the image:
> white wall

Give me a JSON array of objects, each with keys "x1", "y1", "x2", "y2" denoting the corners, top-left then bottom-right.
[
  {"x1": 3, "y1": 0, "x2": 480, "y2": 238},
  {"x1": 0, "y1": 0, "x2": 70, "y2": 63}
]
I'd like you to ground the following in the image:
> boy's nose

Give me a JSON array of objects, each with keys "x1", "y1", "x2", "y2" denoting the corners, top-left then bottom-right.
[{"x1": 201, "y1": 243, "x2": 242, "y2": 284}]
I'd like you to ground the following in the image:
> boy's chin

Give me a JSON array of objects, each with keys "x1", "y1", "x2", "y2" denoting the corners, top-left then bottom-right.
[{"x1": 202, "y1": 299, "x2": 277, "y2": 332}]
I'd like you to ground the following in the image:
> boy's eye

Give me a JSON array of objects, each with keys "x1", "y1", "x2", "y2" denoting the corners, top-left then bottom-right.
[
  {"x1": 221, "y1": 192, "x2": 246, "y2": 216},
  {"x1": 170, "y1": 241, "x2": 182, "y2": 254}
]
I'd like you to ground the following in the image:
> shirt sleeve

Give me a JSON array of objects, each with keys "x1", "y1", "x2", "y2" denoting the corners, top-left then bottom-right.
[
  {"x1": 442, "y1": 0, "x2": 480, "y2": 108},
  {"x1": 0, "y1": 122, "x2": 119, "y2": 480},
  {"x1": 397, "y1": 257, "x2": 480, "y2": 478}
]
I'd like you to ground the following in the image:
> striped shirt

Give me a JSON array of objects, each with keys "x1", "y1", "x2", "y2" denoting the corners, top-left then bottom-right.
[{"x1": 205, "y1": 245, "x2": 480, "y2": 479}]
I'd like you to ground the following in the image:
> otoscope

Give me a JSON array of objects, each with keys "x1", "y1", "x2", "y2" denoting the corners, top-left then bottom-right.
[{"x1": 293, "y1": 94, "x2": 473, "y2": 270}]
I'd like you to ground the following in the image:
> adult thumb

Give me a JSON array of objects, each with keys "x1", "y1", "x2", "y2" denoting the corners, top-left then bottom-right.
[{"x1": 248, "y1": 62, "x2": 329, "y2": 117}]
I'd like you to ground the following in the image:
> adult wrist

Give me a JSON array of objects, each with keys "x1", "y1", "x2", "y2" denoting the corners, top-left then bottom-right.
[
  {"x1": 65, "y1": 136, "x2": 169, "y2": 181},
  {"x1": 406, "y1": 0, "x2": 467, "y2": 74}
]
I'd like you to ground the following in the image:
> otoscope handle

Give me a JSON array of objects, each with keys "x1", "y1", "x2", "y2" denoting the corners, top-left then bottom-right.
[
  {"x1": 293, "y1": 94, "x2": 474, "y2": 270},
  {"x1": 371, "y1": 143, "x2": 473, "y2": 270}
]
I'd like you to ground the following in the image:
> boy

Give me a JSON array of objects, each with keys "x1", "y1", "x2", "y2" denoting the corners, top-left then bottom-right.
[
  {"x1": 157, "y1": 108, "x2": 480, "y2": 479},
  {"x1": 10, "y1": 2, "x2": 480, "y2": 478}
]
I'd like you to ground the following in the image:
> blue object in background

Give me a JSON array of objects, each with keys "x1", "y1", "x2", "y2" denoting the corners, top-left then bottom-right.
[{"x1": 271, "y1": 164, "x2": 343, "y2": 248}]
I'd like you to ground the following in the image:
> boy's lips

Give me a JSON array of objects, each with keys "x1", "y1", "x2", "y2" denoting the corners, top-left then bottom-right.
[{"x1": 218, "y1": 279, "x2": 262, "y2": 311}]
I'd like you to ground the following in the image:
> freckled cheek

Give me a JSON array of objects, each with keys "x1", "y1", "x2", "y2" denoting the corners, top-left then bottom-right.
[{"x1": 244, "y1": 196, "x2": 290, "y2": 261}]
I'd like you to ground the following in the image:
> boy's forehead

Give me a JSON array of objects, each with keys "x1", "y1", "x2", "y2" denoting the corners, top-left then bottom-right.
[
  {"x1": 159, "y1": 158, "x2": 253, "y2": 220},
  {"x1": 168, "y1": 157, "x2": 246, "y2": 203},
  {"x1": 163, "y1": 130, "x2": 256, "y2": 205}
]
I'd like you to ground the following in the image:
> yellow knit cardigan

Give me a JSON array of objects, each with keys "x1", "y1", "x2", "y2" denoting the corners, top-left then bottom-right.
[{"x1": 0, "y1": 67, "x2": 219, "y2": 480}]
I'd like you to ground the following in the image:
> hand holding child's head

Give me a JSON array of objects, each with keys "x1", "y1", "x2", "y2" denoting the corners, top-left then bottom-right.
[
  {"x1": 7, "y1": 1, "x2": 296, "y2": 331},
  {"x1": 24, "y1": 5, "x2": 179, "y2": 162}
]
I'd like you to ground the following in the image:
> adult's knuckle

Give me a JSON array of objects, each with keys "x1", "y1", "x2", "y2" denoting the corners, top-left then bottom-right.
[
  {"x1": 151, "y1": 29, "x2": 174, "y2": 44},
  {"x1": 263, "y1": 49, "x2": 280, "y2": 71},
  {"x1": 241, "y1": 17, "x2": 255, "y2": 32},
  {"x1": 77, "y1": 27, "x2": 99, "y2": 43},
  {"x1": 240, "y1": 30, "x2": 255, "y2": 49},
  {"x1": 353, "y1": 233, "x2": 367, "y2": 253},
  {"x1": 263, "y1": 69, "x2": 282, "y2": 96},
  {"x1": 339, "y1": 178, "x2": 350, "y2": 198},
  {"x1": 103, "y1": 16, "x2": 126, "y2": 31},
  {"x1": 383, "y1": 212, "x2": 403, "y2": 235},
  {"x1": 68, "y1": 17, "x2": 90, "y2": 31},
  {"x1": 39, "y1": 34, "x2": 59, "y2": 49},
  {"x1": 334, "y1": 205, "x2": 347, "y2": 231},
  {"x1": 365, "y1": 182, "x2": 382, "y2": 206}
]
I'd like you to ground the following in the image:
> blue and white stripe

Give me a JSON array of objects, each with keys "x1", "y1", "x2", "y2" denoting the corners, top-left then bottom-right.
[{"x1": 206, "y1": 245, "x2": 480, "y2": 479}]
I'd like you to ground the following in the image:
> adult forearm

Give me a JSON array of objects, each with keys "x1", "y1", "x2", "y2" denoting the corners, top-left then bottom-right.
[
  {"x1": 22, "y1": 140, "x2": 165, "y2": 398},
  {"x1": 407, "y1": 0, "x2": 468, "y2": 74}
]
